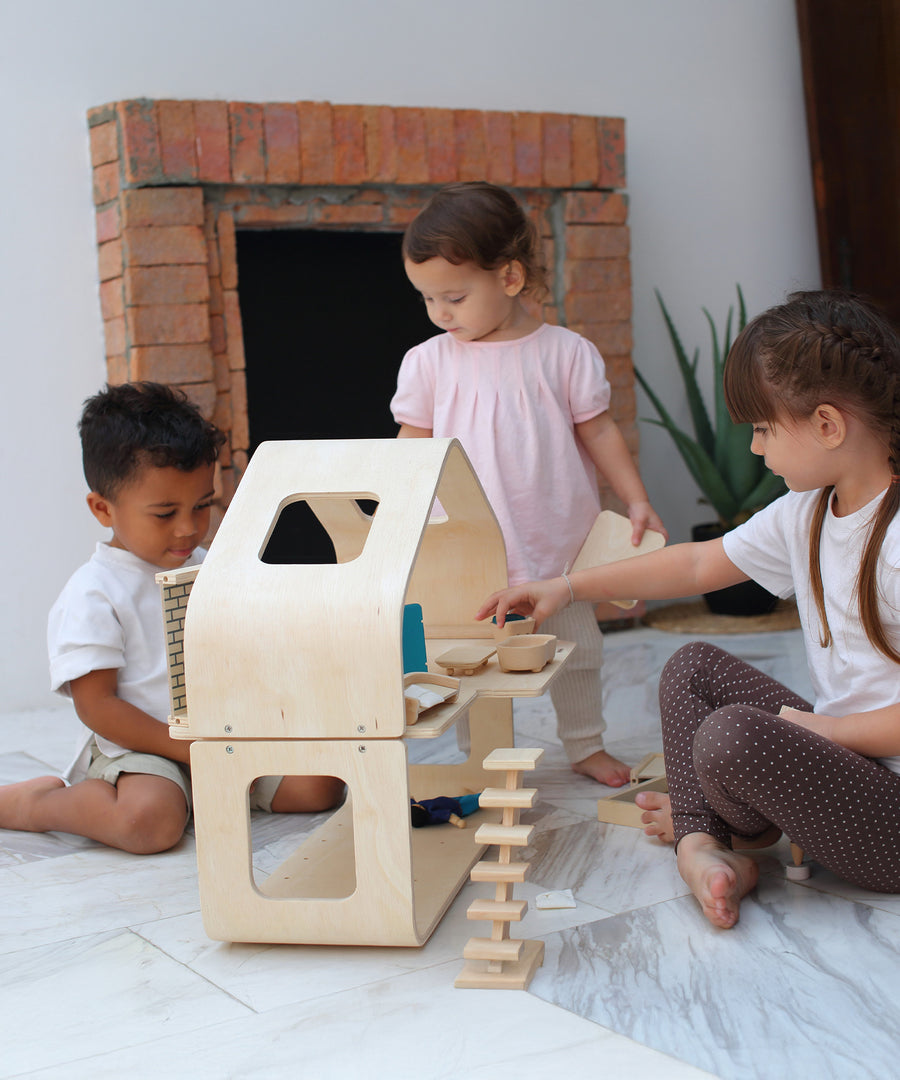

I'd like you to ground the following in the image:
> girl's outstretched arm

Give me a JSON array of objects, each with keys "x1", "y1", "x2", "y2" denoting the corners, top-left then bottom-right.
[{"x1": 476, "y1": 538, "x2": 745, "y2": 629}]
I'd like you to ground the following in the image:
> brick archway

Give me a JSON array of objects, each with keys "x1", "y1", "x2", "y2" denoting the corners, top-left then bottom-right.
[{"x1": 87, "y1": 99, "x2": 634, "y2": 522}]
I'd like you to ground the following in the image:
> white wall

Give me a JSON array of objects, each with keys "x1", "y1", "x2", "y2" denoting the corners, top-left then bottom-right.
[{"x1": 0, "y1": 0, "x2": 819, "y2": 713}]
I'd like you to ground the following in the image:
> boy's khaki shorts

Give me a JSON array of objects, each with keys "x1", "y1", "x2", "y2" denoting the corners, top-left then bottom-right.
[{"x1": 87, "y1": 747, "x2": 283, "y2": 813}]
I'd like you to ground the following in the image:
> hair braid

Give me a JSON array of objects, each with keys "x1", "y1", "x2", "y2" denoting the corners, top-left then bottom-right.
[{"x1": 726, "y1": 290, "x2": 900, "y2": 664}]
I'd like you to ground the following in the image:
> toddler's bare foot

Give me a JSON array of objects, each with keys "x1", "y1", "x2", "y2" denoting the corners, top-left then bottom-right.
[
  {"x1": 635, "y1": 790, "x2": 674, "y2": 842},
  {"x1": 572, "y1": 750, "x2": 630, "y2": 787},
  {"x1": 676, "y1": 831, "x2": 759, "y2": 929},
  {"x1": 0, "y1": 776, "x2": 65, "y2": 832}
]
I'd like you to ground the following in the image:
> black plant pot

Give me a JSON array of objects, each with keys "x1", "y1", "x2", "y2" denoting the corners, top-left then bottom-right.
[{"x1": 691, "y1": 523, "x2": 779, "y2": 616}]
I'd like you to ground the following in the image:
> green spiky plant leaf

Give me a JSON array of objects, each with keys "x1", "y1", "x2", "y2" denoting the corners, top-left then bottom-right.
[{"x1": 635, "y1": 286, "x2": 786, "y2": 530}]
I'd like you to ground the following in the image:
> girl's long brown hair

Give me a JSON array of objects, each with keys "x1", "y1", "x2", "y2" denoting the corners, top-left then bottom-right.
[{"x1": 724, "y1": 290, "x2": 900, "y2": 663}]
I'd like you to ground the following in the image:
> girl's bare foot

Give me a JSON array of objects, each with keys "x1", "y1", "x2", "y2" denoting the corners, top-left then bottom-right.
[
  {"x1": 635, "y1": 789, "x2": 674, "y2": 841},
  {"x1": 572, "y1": 750, "x2": 630, "y2": 786},
  {"x1": 0, "y1": 776, "x2": 65, "y2": 832},
  {"x1": 634, "y1": 792, "x2": 782, "y2": 850},
  {"x1": 676, "y1": 831, "x2": 759, "y2": 929}
]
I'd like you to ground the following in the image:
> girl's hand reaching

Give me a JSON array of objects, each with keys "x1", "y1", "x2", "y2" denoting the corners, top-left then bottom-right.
[
  {"x1": 627, "y1": 500, "x2": 668, "y2": 546},
  {"x1": 475, "y1": 577, "x2": 572, "y2": 629}
]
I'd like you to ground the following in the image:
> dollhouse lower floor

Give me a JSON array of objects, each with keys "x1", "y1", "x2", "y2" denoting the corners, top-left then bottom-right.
[{"x1": 1, "y1": 623, "x2": 898, "y2": 1079}]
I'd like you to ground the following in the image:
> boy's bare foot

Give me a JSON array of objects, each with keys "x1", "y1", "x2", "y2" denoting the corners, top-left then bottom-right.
[
  {"x1": 676, "y1": 831, "x2": 759, "y2": 929},
  {"x1": 0, "y1": 776, "x2": 65, "y2": 832},
  {"x1": 572, "y1": 750, "x2": 630, "y2": 786},
  {"x1": 635, "y1": 789, "x2": 674, "y2": 841}
]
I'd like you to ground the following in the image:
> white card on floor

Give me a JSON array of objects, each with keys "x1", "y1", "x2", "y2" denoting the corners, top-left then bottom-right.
[{"x1": 535, "y1": 889, "x2": 576, "y2": 909}]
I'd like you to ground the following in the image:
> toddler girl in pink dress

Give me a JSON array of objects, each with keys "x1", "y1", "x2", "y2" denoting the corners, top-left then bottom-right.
[{"x1": 391, "y1": 181, "x2": 667, "y2": 785}]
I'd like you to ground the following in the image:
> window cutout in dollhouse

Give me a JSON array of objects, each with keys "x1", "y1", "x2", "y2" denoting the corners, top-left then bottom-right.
[
  {"x1": 427, "y1": 496, "x2": 449, "y2": 525},
  {"x1": 260, "y1": 495, "x2": 379, "y2": 565},
  {"x1": 249, "y1": 774, "x2": 355, "y2": 899}
]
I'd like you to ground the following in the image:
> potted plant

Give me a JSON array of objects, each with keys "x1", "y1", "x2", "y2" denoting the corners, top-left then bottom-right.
[{"x1": 635, "y1": 286, "x2": 786, "y2": 615}]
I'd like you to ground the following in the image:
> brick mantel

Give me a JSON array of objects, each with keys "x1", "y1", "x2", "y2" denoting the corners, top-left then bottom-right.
[{"x1": 87, "y1": 99, "x2": 634, "y2": 520}]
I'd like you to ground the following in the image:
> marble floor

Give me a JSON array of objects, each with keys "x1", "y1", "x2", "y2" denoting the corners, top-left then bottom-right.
[{"x1": 1, "y1": 624, "x2": 898, "y2": 1079}]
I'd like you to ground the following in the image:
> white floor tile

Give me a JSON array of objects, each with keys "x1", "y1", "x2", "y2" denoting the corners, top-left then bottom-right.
[
  {"x1": 1, "y1": 624, "x2": 893, "y2": 1080},
  {"x1": 22, "y1": 961, "x2": 717, "y2": 1080}
]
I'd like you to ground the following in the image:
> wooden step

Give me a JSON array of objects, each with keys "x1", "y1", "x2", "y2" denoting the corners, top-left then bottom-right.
[
  {"x1": 469, "y1": 860, "x2": 529, "y2": 883},
  {"x1": 466, "y1": 898, "x2": 527, "y2": 922},
  {"x1": 474, "y1": 822, "x2": 533, "y2": 847},
  {"x1": 478, "y1": 786, "x2": 537, "y2": 809},
  {"x1": 455, "y1": 939, "x2": 545, "y2": 990},
  {"x1": 482, "y1": 748, "x2": 544, "y2": 771},
  {"x1": 463, "y1": 937, "x2": 524, "y2": 962}
]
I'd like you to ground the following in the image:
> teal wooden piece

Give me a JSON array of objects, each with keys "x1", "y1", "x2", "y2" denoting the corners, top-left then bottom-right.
[{"x1": 402, "y1": 603, "x2": 428, "y2": 673}]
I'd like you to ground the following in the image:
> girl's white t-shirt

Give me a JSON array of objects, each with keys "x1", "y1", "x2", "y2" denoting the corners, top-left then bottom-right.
[
  {"x1": 391, "y1": 323, "x2": 611, "y2": 584},
  {"x1": 723, "y1": 488, "x2": 900, "y2": 774}
]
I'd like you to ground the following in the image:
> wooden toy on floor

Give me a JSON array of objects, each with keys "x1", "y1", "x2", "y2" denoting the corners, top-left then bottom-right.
[
  {"x1": 597, "y1": 775, "x2": 668, "y2": 828},
  {"x1": 157, "y1": 438, "x2": 575, "y2": 947},
  {"x1": 630, "y1": 752, "x2": 665, "y2": 785},
  {"x1": 786, "y1": 842, "x2": 811, "y2": 880},
  {"x1": 456, "y1": 748, "x2": 545, "y2": 990}
]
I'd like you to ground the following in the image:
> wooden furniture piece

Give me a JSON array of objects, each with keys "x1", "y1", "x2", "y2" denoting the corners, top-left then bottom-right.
[
  {"x1": 435, "y1": 644, "x2": 497, "y2": 676},
  {"x1": 786, "y1": 842, "x2": 811, "y2": 881},
  {"x1": 491, "y1": 614, "x2": 535, "y2": 641},
  {"x1": 595, "y1": 753, "x2": 667, "y2": 828},
  {"x1": 403, "y1": 673, "x2": 459, "y2": 726},
  {"x1": 597, "y1": 775, "x2": 668, "y2": 829},
  {"x1": 456, "y1": 748, "x2": 545, "y2": 990},
  {"x1": 572, "y1": 510, "x2": 665, "y2": 609},
  {"x1": 157, "y1": 438, "x2": 573, "y2": 947},
  {"x1": 630, "y1": 752, "x2": 665, "y2": 785},
  {"x1": 495, "y1": 634, "x2": 557, "y2": 673}
]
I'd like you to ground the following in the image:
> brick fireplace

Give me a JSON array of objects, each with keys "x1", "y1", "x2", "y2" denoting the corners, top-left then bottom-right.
[{"x1": 87, "y1": 99, "x2": 635, "y2": 527}]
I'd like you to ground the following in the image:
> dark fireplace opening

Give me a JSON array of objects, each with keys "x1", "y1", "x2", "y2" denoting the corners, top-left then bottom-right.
[
  {"x1": 238, "y1": 229, "x2": 436, "y2": 564},
  {"x1": 238, "y1": 228, "x2": 435, "y2": 448}
]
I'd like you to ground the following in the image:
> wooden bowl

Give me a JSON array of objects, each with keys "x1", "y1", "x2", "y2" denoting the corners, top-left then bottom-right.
[
  {"x1": 495, "y1": 634, "x2": 557, "y2": 673},
  {"x1": 491, "y1": 613, "x2": 536, "y2": 642}
]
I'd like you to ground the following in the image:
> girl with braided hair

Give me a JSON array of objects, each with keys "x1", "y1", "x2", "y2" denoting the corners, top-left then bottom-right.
[{"x1": 477, "y1": 289, "x2": 900, "y2": 929}]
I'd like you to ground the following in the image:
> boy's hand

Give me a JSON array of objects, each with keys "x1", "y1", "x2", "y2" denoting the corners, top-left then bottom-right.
[
  {"x1": 475, "y1": 577, "x2": 571, "y2": 629},
  {"x1": 627, "y1": 501, "x2": 668, "y2": 546}
]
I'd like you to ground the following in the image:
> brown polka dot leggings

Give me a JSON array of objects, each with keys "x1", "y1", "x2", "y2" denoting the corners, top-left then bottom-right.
[{"x1": 660, "y1": 641, "x2": 900, "y2": 892}]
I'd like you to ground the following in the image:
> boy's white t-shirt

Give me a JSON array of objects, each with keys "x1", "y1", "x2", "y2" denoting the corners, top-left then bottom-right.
[
  {"x1": 48, "y1": 542, "x2": 206, "y2": 781},
  {"x1": 390, "y1": 323, "x2": 611, "y2": 584},
  {"x1": 723, "y1": 488, "x2": 900, "y2": 774}
]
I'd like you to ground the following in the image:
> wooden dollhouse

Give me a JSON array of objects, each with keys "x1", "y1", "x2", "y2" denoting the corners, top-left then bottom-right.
[{"x1": 158, "y1": 438, "x2": 574, "y2": 946}]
